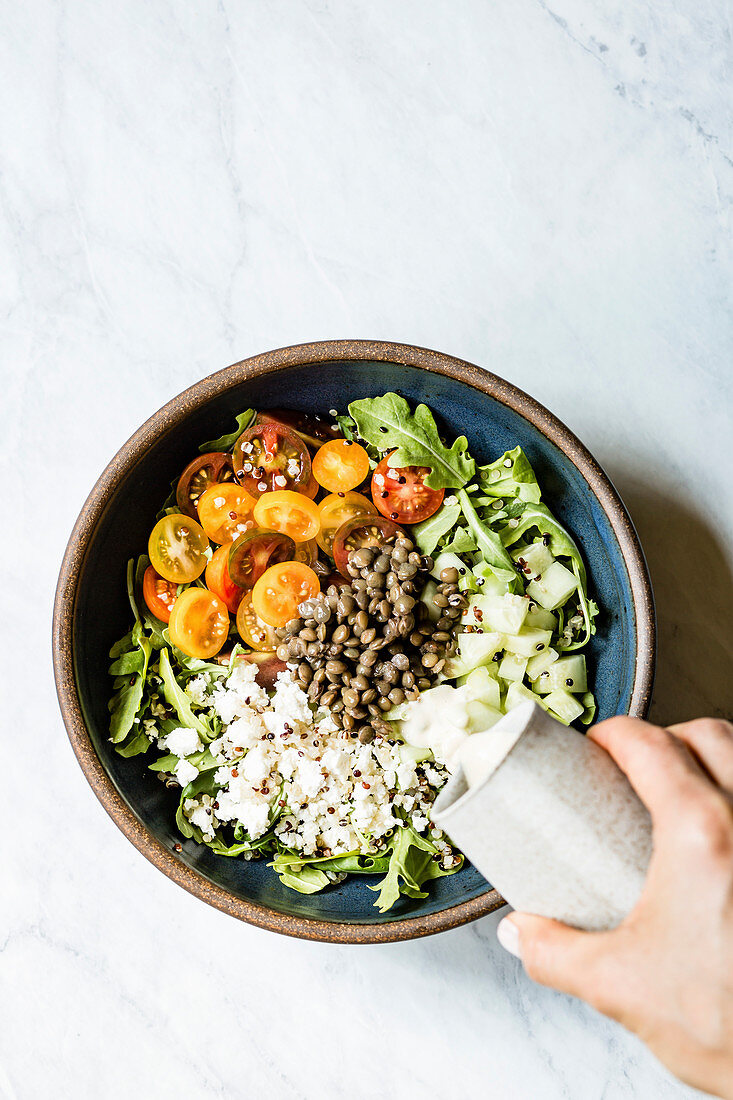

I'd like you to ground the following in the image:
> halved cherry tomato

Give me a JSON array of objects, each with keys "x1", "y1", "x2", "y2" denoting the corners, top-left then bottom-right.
[
  {"x1": 294, "y1": 538, "x2": 318, "y2": 567},
  {"x1": 312, "y1": 439, "x2": 370, "y2": 493},
  {"x1": 302, "y1": 473, "x2": 319, "y2": 499},
  {"x1": 149, "y1": 514, "x2": 209, "y2": 583},
  {"x1": 371, "y1": 453, "x2": 444, "y2": 524},
  {"x1": 197, "y1": 482, "x2": 256, "y2": 544},
  {"x1": 176, "y1": 452, "x2": 234, "y2": 518},
  {"x1": 332, "y1": 515, "x2": 404, "y2": 577},
  {"x1": 237, "y1": 651, "x2": 288, "y2": 690},
  {"x1": 205, "y1": 543, "x2": 244, "y2": 613},
  {"x1": 257, "y1": 410, "x2": 340, "y2": 451},
  {"x1": 252, "y1": 491, "x2": 319, "y2": 543},
  {"x1": 233, "y1": 422, "x2": 311, "y2": 496},
  {"x1": 228, "y1": 530, "x2": 296, "y2": 589},
  {"x1": 142, "y1": 565, "x2": 178, "y2": 622},
  {"x1": 236, "y1": 591, "x2": 280, "y2": 651},
  {"x1": 168, "y1": 587, "x2": 230, "y2": 659},
  {"x1": 252, "y1": 561, "x2": 320, "y2": 627},
  {"x1": 316, "y1": 491, "x2": 377, "y2": 556}
]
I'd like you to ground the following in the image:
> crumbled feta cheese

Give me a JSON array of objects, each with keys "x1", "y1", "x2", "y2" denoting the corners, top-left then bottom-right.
[
  {"x1": 174, "y1": 758, "x2": 199, "y2": 787},
  {"x1": 186, "y1": 675, "x2": 211, "y2": 706},
  {"x1": 163, "y1": 727, "x2": 203, "y2": 758}
]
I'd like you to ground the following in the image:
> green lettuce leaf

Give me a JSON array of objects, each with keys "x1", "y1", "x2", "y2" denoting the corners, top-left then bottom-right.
[
  {"x1": 412, "y1": 497, "x2": 462, "y2": 555},
  {"x1": 371, "y1": 825, "x2": 463, "y2": 913},
  {"x1": 477, "y1": 446, "x2": 541, "y2": 503},
  {"x1": 198, "y1": 409, "x2": 255, "y2": 453},
  {"x1": 348, "y1": 393, "x2": 475, "y2": 489},
  {"x1": 456, "y1": 488, "x2": 518, "y2": 587},
  {"x1": 158, "y1": 648, "x2": 210, "y2": 739}
]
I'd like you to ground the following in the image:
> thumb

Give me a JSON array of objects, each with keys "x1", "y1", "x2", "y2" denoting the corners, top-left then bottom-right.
[{"x1": 497, "y1": 912, "x2": 608, "y2": 1000}]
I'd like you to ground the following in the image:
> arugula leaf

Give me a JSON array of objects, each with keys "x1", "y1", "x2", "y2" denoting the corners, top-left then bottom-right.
[
  {"x1": 477, "y1": 447, "x2": 541, "y2": 504},
  {"x1": 412, "y1": 497, "x2": 462, "y2": 555},
  {"x1": 158, "y1": 648, "x2": 210, "y2": 739},
  {"x1": 441, "y1": 526, "x2": 478, "y2": 554},
  {"x1": 108, "y1": 621, "x2": 152, "y2": 743},
  {"x1": 115, "y1": 726, "x2": 153, "y2": 758},
  {"x1": 371, "y1": 824, "x2": 463, "y2": 913},
  {"x1": 348, "y1": 394, "x2": 475, "y2": 489},
  {"x1": 198, "y1": 409, "x2": 255, "y2": 453},
  {"x1": 456, "y1": 489, "x2": 518, "y2": 586}
]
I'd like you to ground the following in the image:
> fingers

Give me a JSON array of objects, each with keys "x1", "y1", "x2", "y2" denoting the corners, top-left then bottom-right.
[
  {"x1": 589, "y1": 717, "x2": 712, "y2": 825},
  {"x1": 497, "y1": 913, "x2": 610, "y2": 1002},
  {"x1": 666, "y1": 718, "x2": 733, "y2": 792}
]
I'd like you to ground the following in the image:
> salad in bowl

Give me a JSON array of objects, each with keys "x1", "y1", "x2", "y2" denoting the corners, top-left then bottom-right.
[{"x1": 108, "y1": 391, "x2": 599, "y2": 913}]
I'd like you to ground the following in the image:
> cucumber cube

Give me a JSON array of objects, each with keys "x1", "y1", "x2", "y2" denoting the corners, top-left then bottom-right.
[
  {"x1": 431, "y1": 552, "x2": 473, "y2": 591},
  {"x1": 399, "y1": 744, "x2": 433, "y2": 765},
  {"x1": 526, "y1": 561, "x2": 578, "y2": 610},
  {"x1": 472, "y1": 560, "x2": 512, "y2": 597},
  {"x1": 420, "y1": 579, "x2": 442, "y2": 623},
  {"x1": 468, "y1": 594, "x2": 529, "y2": 635},
  {"x1": 467, "y1": 700, "x2": 504, "y2": 733},
  {"x1": 502, "y1": 627, "x2": 553, "y2": 658},
  {"x1": 461, "y1": 666, "x2": 501, "y2": 709},
  {"x1": 543, "y1": 689, "x2": 584, "y2": 725},
  {"x1": 458, "y1": 631, "x2": 503, "y2": 668},
  {"x1": 504, "y1": 681, "x2": 541, "y2": 712},
  {"x1": 498, "y1": 652, "x2": 528, "y2": 683},
  {"x1": 543, "y1": 655, "x2": 588, "y2": 694},
  {"x1": 511, "y1": 541, "x2": 555, "y2": 577},
  {"x1": 526, "y1": 647, "x2": 559, "y2": 681},
  {"x1": 525, "y1": 606, "x2": 558, "y2": 631}
]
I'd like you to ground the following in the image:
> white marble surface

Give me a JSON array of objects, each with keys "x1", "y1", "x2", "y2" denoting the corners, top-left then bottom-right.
[{"x1": 3, "y1": 1, "x2": 732, "y2": 1097}]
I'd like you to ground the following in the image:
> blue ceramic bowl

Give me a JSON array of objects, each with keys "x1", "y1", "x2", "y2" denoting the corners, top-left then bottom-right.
[{"x1": 53, "y1": 341, "x2": 655, "y2": 942}]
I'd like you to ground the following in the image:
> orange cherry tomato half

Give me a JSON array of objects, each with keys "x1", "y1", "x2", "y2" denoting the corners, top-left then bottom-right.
[
  {"x1": 312, "y1": 439, "x2": 370, "y2": 493},
  {"x1": 252, "y1": 490, "x2": 320, "y2": 543},
  {"x1": 197, "y1": 482, "x2": 257, "y2": 544},
  {"x1": 302, "y1": 472, "x2": 319, "y2": 499},
  {"x1": 168, "y1": 587, "x2": 230, "y2": 659},
  {"x1": 148, "y1": 513, "x2": 209, "y2": 583},
  {"x1": 316, "y1": 491, "x2": 377, "y2": 556},
  {"x1": 205, "y1": 543, "x2": 244, "y2": 614},
  {"x1": 142, "y1": 565, "x2": 178, "y2": 623},
  {"x1": 251, "y1": 561, "x2": 320, "y2": 627},
  {"x1": 371, "y1": 453, "x2": 444, "y2": 524},
  {"x1": 235, "y1": 591, "x2": 280, "y2": 651}
]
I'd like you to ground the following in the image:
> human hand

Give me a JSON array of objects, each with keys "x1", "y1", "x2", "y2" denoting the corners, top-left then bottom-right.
[{"x1": 496, "y1": 716, "x2": 733, "y2": 1099}]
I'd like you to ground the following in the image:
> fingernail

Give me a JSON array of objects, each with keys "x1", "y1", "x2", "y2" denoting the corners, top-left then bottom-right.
[{"x1": 497, "y1": 916, "x2": 521, "y2": 958}]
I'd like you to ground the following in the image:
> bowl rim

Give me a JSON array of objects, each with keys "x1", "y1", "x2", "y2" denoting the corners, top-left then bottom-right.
[{"x1": 52, "y1": 339, "x2": 656, "y2": 944}]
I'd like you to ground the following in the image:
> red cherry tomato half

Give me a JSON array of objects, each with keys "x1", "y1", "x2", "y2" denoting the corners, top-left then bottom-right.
[
  {"x1": 142, "y1": 565, "x2": 178, "y2": 622},
  {"x1": 205, "y1": 543, "x2": 244, "y2": 614},
  {"x1": 371, "y1": 453, "x2": 444, "y2": 524},
  {"x1": 228, "y1": 530, "x2": 296, "y2": 589},
  {"x1": 233, "y1": 422, "x2": 311, "y2": 496},
  {"x1": 176, "y1": 452, "x2": 234, "y2": 518},
  {"x1": 332, "y1": 514, "x2": 404, "y2": 577}
]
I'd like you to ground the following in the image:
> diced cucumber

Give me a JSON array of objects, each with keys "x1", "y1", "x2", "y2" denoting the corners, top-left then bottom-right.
[
  {"x1": 525, "y1": 606, "x2": 558, "y2": 631},
  {"x1": 459, "y1": 666, "x2": 501, "y2": 709},
  {"x1": 457, "y1": 630, "x2": 503, "y2": 670},
  {"x1": 467, "y1": 593, "x2": 529, "y2": 635},
  {"x1": 399, "y1": 744, "x2": 433, "y2": 765},
  {"x1": 502, "y1": 627, "x2": 553, "y2": 658},
  {"x1": 467, "y1": 700, "x2": 504, "y2": 733},
  {"x1": 526, "y1": 561, "x2": 578, "y2": 610},
  {"x1": 543, "y1": 689, "x2": 584, "y2": 725},
  {"x1": 420, "y1": 579, "x2": 442, "y2": 623},
  {"x1": 432, "y1": 552, "x2": 473, "y2": 591},
  {"x1": 543, "y1": 655, "x2": 588, "y2": 694},
  {"x1": 511, "y1": 540, "x2": 555, "y2": 576},
  {"x1": 526, "y1": 647, "x2": 559, "y2": 681},
  {"x1": 498, "y1": 652, "x2": 528, "y2": 683},
  {"x1": 504, "y1": 681, "x2": 542, "y2": 711},
  {"x1": 472, "y1": 560, "x2": 512, "y2": 597}
]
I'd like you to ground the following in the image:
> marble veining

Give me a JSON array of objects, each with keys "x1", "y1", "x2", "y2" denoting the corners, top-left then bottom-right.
[{"x1": 2, "y1": 0, "x2": 730, "y2": 1096}]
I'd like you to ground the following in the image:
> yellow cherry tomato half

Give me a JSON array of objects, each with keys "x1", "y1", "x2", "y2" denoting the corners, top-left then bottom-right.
[
  {"x1": 312, "y1": 438, "x2": 370, "y2": 493},
  {"x1": 252, "y1": 490, "x2": 320, "y2": 543},
  {"x1": 235, "y1": 591, "x2": 280, "y2": 651},
  {"x1": 315, "y1": 491, "x2": 377, "y2": 556},
  {"x1": 148, "y1": 513, "x2": 209, "y2": 584},
  {"x1": 197, "y1": 482, "x2": 257, "y2": 544},
  {"x1": 252, "y1": 561, "x2": 320, "y2": 627},
  {"x1": 168, "y1": 587, "x2": 230, "y2": 659}
]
